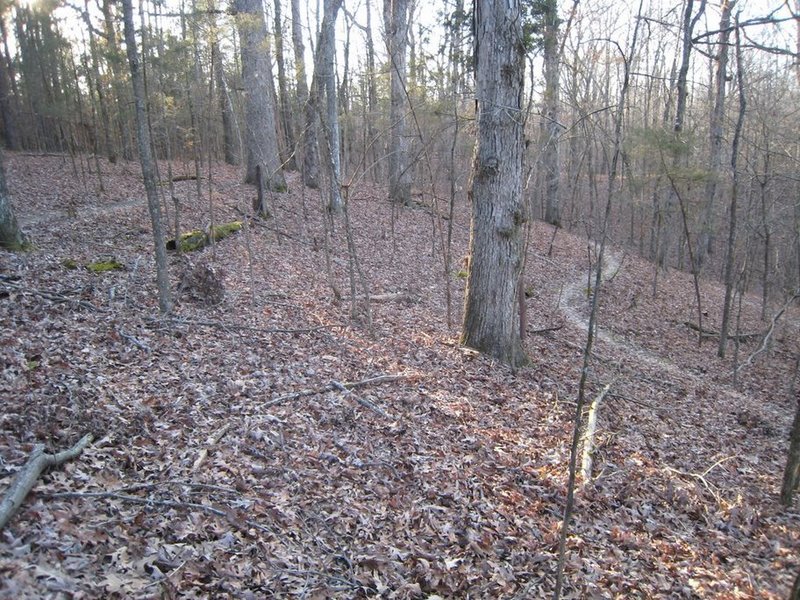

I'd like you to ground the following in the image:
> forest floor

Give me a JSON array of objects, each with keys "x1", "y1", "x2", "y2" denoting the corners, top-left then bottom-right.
[{"x1": 0, "y1": 153, "x2": 798, "y2": 599}]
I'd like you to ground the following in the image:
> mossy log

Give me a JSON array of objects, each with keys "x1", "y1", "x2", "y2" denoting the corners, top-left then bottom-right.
[
  {"x1": 86, "y1": 258, "x2": 124, "y2": 272},
  {"x1": 166, "y1": 221, "x2": 242, "y2": 252}
]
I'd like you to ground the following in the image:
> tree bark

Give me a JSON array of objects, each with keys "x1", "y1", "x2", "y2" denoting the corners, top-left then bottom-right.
[
  {"x1": 460, "y1": 0, "x2": 527, "y2": 368},
  {"x1": 122, "y1": 0, "x2": 171, "y2": 314},
  {"x1": 321, "y1": 0, "x2": 344, "y2": 213},
  {"x1": 0, "y1": 152, "x2": 27, "y2": 250},
  {"x1": 235, "y1": 0, "x2": 286, "y2": 190},
  {"x1": 384, "y1": 0, "x2": 411, "y2": 205},
  {"x1": 781, "y1": 391, "x2": 800, "y2": 506}
]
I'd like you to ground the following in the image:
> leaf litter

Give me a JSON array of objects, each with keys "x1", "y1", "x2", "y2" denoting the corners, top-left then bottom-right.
[{"x1": 0, "y1": 153, "x2": 798, "y2": 598}]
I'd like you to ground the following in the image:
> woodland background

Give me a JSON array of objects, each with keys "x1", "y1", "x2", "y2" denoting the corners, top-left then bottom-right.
[{"x1": 0, "y1": 0, "x2": 799, "y2": 597}]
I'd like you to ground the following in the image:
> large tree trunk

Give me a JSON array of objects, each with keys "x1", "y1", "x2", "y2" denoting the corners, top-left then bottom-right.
[
  {"x1": 0, "y1": 153, "x2": 27, "y2": 250},
  {"x1": 461, "y1": 0, "x2": 527, "y2": 368},
  {"x1": 291, "y1": 0, "x2": 320, "y2": 188},
  {"x1": 384, "y1": 0, "x2": 411, "y2": 206},
  {"x1": 541, "y1": 0, "x2": 561, "y2": 227},
  {"x1": 781, "y1": 394, "x2": 800, "y2": 506},
  {"x1": 121, "y1": 0, "x2": 171, "y2": 314},
  {"x1": 235, "y1": 0, "x2": 286, "y2": 191}
]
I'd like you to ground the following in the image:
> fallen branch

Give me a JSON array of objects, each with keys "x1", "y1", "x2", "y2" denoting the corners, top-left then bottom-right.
[
  {"x1": 331, "y1": 380, "x2": 393, "y2": 419},
  {"x1": 0, "y1": 281, "x2": 102, "y2": 312},
  {"x1": 580, "y1": 382, "x2": 613, "y2": 486},
  {"x1": 530, "y1": 323, "x2": 564, "y2": 336},
  {"x1": 192, "y1": 423, "x2": 232, "y2": 472},
  {"x1": 265, "y1": 374, "x2": 412, "y2": 408},
  {"x1": 735, "y1": 291, "x2": 799, "y2": 376},
  {"x1": 680, "y1": 320, "x2": 760, "y2": 342},
  {"x1": 344, "y1": 292, "x2": 418, "y2": 304},
  {"x1": 0, "y1": 434, "x2": 94, "y2": 531},
  {"x1": 145, "y1": 315, "x2": 334, "y2": 336}
]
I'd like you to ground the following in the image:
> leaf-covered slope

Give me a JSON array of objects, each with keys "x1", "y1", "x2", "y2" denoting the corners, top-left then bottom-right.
[{"x1": 0, "y1": 154, "x2": 797, "y2": 598}]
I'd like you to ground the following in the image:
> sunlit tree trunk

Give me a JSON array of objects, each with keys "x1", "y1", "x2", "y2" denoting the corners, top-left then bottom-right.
[
  {"x1": 235, "y1": 0, "x2": 286, "y2": 191},
  {"x1": 121, "y1": 0, "x2": 171, "y2": 313},
  {"x1": 461, "y1": 0, "x2": 527, "y2": 367}
]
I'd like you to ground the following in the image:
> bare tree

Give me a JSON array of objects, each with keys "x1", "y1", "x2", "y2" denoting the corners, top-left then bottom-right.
[
  {"x1": 291, "y1": 0, "x2": 320, "y2": 188},
  {"x1": 541, "y1": 0, "x2": 561, "y2": 227},
  {"x1": 461, "y1": 0, "x2": 527, "y2": 367},
  {"x1": 384, "y1": 0, "x2": 411, "y2": 205},
  {"x1": 121, "y1": 0, "x2": 171, "y2": 313}
]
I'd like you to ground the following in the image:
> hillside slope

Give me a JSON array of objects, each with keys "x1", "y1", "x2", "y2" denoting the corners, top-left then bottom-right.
[{"x1": 0, "y1": 154, "x2": 797, "y2": 598}]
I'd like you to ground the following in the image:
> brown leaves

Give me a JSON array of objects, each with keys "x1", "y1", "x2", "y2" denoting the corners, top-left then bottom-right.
[{"x1": 0, "y1": 154, "x2": 797, "y2": 597}]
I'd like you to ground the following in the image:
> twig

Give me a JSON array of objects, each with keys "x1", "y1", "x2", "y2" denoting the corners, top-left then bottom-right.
[
  {"x1": 331, "y1": 380, "x2": 392, "y2": 419},
  {"x1": 530, "y1": 324, "x2": 564, "y2": 336},
  {"x1": 0, "y1": 434, "x2": 94, "y2": 530},
  {"x1": 192, "y1": 423, "x2": 232, "y2": 472},
  {"x1": 264, "y1": 374, "x2": 412, "y2": 408}
]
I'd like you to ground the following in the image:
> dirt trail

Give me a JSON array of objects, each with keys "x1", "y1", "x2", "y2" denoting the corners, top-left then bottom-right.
[{"x1": 560, "y1": 249, "x2": 752, "y2": 402}]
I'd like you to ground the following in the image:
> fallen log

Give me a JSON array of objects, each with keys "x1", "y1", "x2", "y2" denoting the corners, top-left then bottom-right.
[
  {"x1": 680, "y1": 321, "x2": 760, "y2": 342},
  {"x1": 580, "y1": 383, "x2": 613, "y2": 487},
  {"x1": 166, "y1": 221, "x2": 242, "y2": 252},
  {"x1": 0, "y1": 434, "x2": 94, "y2": 531}
]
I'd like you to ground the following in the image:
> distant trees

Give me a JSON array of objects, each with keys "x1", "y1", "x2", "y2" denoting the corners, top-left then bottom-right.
[{"x1": 461, "y1": 0, "x2": 527, "y2": 367}]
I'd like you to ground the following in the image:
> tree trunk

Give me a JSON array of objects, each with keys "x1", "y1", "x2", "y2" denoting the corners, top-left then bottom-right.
[
  {"x1": 273, "y1": 0, "x2": 296, "y2": 171},
  {"x1": 121, "y1": 0, "x2": 171, "y2": 314},
  {"x1": 461, "y1": 0, "x2": 527, "y2": 368},
  {"x1": 697, "y1": 0, "x2": 734, "y2": 268},
  {"x1": 718, "y1": 16, "x2": 746, "y2": 358},
  {"x1": 781, "y1": 394, "x2": 800, "y2": 506},
  {"x1": 321, "y1": 0, "x2": 343, "y2": 213},
  {"x1": 291, "y1": 0, "x2": 320, "y2": 188},
  {"x1": 210, "y1": 1, "x2": 239, "y2": 166},
  {"x1": 384, "y1": 0, "x2": 411, "y2": 205},
  {"x1": 235, "y1": 0, "x2": 286, "y2": 190},
  {"x1": 0, "y1": 153, "x2": 27, "y2": 250},
  {"x1": 542, "y1": 0, "x2": 561, "y2": 227}
]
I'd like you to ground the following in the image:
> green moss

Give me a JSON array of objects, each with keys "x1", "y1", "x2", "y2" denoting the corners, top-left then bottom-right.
[
  {"x1": 62, "y1": 258, "x2": 79, "y2": 270},
  {"x1": 456, "y1": 270, "x2": 469, "y2": 279},
  {"x1": 167, "y1": 221, "x2": 243, "y2": 252},
  {"x1": 210, "y1": 221, "x2": 242, "y2": 241},
  {"x1": 86, "y1": 258, "x2": 124, "y2": 272}
]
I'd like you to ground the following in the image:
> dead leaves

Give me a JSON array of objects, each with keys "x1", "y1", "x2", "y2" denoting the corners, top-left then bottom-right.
[{"x1": 0, "y1": 154, "x2": 797, "y2": 598}]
